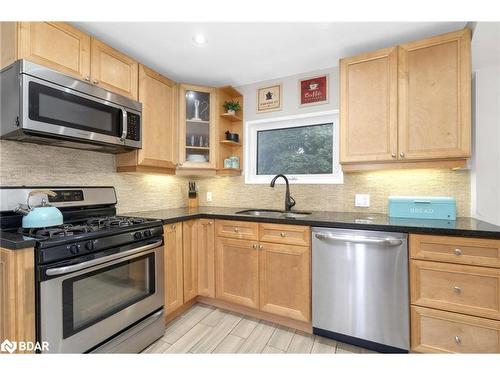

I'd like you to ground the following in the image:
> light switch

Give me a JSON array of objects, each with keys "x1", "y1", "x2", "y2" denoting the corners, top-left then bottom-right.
[
  {"x1": 206, "y1": 192, "x2": 213, "y2": 202},
  {"x1": 355, "y1": 194, "x2": 370, "y2": 207}
]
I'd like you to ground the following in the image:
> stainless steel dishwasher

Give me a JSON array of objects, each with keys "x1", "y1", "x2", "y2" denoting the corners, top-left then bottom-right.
[{"x1": 312, "y1": 227, "x2": 409, "y2": 353}]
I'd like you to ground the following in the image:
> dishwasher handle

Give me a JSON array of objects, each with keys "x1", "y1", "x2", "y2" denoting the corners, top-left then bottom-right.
[{"x1": 314, "y1": 232, "x2": 403, "y2": 246}]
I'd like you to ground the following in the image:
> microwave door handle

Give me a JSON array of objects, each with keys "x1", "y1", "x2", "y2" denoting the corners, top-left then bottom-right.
[
  {"x1": 120, "y1": 109, "x2": 128, "y2": 141},
  {"x1": 45, "y1": 240, "x2": 162, "y2": 277}
]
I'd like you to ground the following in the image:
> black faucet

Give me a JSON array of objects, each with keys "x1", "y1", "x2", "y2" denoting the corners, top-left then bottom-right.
[{"x1": 270, "y1": 174, "x2": 296, "y2": 212}]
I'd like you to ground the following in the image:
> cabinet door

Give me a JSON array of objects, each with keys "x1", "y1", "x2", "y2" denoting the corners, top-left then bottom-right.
[
  {"x1": 340, "y1": 46, "x2": 398, "y2": 163},
  {"x1": 215, "y1": 237, "x2": 259, "y2": 309},
  {"x1": 90, "y1": 38, "x2": 138, "y2": 99},
  {"x1": 17, "y1": 22, "x2": 90, "y2": 79},
  {"x1": 164, "y1": 223, "x2": 183, "y2": 315},
  {"x1": 178, "y1": 84, "x2": 217, "y2": 170},
  {"x1": 182, "y1": 220, "x2": 198, "y2": 302},
  {"x1": 259, "y1": 242, "x2": 311, "y2": 322},
  {"x1": 197, "y1": 219, "x2": 215, "y2": 297},
  {"x1": 138, "y1": 65, "x2": 178, "y2": 168},
  {"x1": 398, "y1": 28, "x2": 471, "y2": 160}
]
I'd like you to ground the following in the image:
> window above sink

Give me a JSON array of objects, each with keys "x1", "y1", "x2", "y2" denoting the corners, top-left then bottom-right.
[{"x1": 244, "y1": 110, "x2": 343, "y2": 184}]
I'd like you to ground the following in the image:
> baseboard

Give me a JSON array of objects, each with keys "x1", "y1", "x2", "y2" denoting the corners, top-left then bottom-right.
[
  {"x1": 165, "y1": 298, "x2": 197, "y2": 324},
  {"x1": 197, "y1": 296, "x2": 312, "y2": 334}
]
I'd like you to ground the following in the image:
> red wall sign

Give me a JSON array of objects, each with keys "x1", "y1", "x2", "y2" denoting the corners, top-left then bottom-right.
[{"x1": 299, "y1": 75, "x2": 328, "y2": 106}]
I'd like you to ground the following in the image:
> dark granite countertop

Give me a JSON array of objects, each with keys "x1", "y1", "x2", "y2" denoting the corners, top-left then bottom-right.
[{"x1": 2, "y1": 206, "x2": 500, "y2": 250}]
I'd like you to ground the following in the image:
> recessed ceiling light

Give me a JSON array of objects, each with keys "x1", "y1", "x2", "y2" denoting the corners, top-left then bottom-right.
[{"x1": 193, "y1": 34, "x2": 207, "y2": 45}]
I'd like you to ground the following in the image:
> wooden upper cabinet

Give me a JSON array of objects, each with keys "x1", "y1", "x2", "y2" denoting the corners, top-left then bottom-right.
[
  {"x1": 398, "y1": 28, "x2": 471, "y2": 160},
  {"x1": 197, "y1": 219, "x2": 215, "y2": 298},
  {"x1": 163, "y1": 223, "x2": 183, "y2": 316},
  {"x1": 259, "y1": 242, "x2": 311, "y2": 322},
  {"x1": 340, "y1": 46, "x2": 398, "y2": 163},
  {"x1": 1, "y1": 22, "x2": 90, "y2": 79},
  {"x1": 215, "y1": 237, "x2": 259, "y2": 309},
  {"x1": 182, "y1": 220, "x2": 198, "y2": 302},
  {"x1": 116, "y1": 65, "x2": 178, "y2": 173},
  {"x1": 90, "y1": 38, "x2": 138, "y2": 99}
]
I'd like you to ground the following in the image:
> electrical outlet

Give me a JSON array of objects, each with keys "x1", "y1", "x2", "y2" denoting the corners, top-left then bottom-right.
[
  {"x1": 206, "y1": 192, "x2": 213, "y2": 202},
  {"x1": 355, "y1": 194, "x2": 370, "y2": 208}
]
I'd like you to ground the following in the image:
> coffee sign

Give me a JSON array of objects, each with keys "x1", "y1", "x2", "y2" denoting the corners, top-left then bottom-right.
[
  {"x1": 299, "y1": 75, "x2": 328, "y2": 106},
  {"x1": 257, "y1": 84, "x2": 282, "y2": 113}
]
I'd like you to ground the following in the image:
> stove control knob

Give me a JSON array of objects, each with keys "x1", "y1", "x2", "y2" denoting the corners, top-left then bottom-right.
[
  {"x1": 85, "y1": 240, "x2": 95, "y2": 251},
  {"x1": 134, "y1": 231, "x2": 143, "y2": 240},
  {"x1": 144, "y1": 229, "x2": 152, "y2": 237},
  {"x1": 69, "y1": 244, "x2": 80, "y2": 255}
]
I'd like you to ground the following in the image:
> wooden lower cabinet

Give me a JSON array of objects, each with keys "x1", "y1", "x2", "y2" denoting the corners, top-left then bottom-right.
[
  {"x1": 182, "y1": 220, "x2": 198, "y2": 302},
  {"x1": 215, "y1": 237, "x2": 260, "y2": 309},
  {"x1": 163, "y1": 223, "x2": 183, "y2": 316},
  {"x1": 259, "y1": 242, "x2": 310, "y2": 322},
  {"x1": 197, "y1": 219, "x2": 215, "y2": 298},
  {"x1": 411, "y1": 306, "x2": 500, "y2": 353},
  {"x1": 0, "y1": 247, "x2": 35, "y2": 353}
]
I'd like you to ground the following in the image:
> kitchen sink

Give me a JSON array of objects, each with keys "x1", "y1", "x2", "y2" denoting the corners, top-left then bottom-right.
[{"x1": 236, "y1": 209, "x2": 312, "y2": 219}]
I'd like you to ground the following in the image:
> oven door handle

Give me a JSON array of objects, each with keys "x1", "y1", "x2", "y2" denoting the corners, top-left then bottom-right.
[{"x1": 45, "y1": 240, "x2": 163, "y2": 277}]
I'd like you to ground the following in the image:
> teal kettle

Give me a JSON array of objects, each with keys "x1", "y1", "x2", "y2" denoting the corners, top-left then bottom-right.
[{"x1": 15, "y1": 190, "x2": 63, "y2": 228}]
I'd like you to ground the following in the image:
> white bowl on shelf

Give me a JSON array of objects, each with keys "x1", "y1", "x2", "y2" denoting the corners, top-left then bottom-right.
[{"x1": 186, "y1": 154, "x2": 208, "y2": 162}]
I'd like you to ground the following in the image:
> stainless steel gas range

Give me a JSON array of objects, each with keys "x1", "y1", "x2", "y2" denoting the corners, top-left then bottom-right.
[{"x1": 0, "y1": 187, "x2": 165, "y2": 353}]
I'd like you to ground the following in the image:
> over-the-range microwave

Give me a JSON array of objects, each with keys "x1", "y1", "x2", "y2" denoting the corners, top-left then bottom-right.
[{"x1": 0, "y1": 60, "x2": 142, "y2": 153}]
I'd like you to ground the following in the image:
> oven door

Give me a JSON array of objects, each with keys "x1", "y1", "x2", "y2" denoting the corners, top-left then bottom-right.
[
  {"x1": 39, "y1": 239, "x2": 164, "y2": 353},
  {"x1": 21, "y1": 74, "x2": 129, "y2": 147}
]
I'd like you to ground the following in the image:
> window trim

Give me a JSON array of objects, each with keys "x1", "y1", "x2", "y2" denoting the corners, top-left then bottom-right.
[{"x1": 244, "y1": 110, "x2": 343, "y2": 184}]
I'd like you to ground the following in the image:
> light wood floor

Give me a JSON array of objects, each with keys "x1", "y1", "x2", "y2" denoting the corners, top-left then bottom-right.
[{"x1": 143, "y1": 303, "x2": 374, "y2": 354}]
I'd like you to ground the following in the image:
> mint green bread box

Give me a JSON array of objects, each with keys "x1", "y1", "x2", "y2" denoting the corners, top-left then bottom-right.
[{"x1": 388, "y1": 196, "x2": 456, "y2": 220}]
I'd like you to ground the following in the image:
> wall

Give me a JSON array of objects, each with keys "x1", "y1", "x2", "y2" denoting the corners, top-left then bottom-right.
[
  {"x1": 0, "y1": 140, "x2": 188, "y2": 214},
  {"x1": 196, "y1": 67, "x2": 471, "y2": 216},
  {"x1": 471, "y1": 22, "x2": 500, "y2": 225}
]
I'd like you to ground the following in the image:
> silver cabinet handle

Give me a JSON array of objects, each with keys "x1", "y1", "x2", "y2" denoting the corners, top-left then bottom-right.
[
  {"x1": 46, "y1": 240, "x2": 162, "y2": 276},
  {"x1": 83, "y1": 75, "x2": 91, "y2": 81},
  {"x1": 391, "y1": 153, "x2": 396, "y2": 158},
  {"x1": 120, "y1": 109, "x2": 128, "y2": 141},
  {"x1": 259, "y1": 245, "x2": 263, "y2": 250},
  {"x1": 453, "y1": 286, "x2": 462, "y2": 294},
  {"x1": 454, "y1": 336, "x2": 461, "y2": 344},
  {"x1": 252, "y1": 244, "x2": 257, "y2": 249},
  {"x1": 314, "y1": 233, "x2": 403, "y2": 246},
  {"x1": 280, "y1": 232, "x2": 286, "y2": 237},
  {"x1": 92, "y1": 79, "x2": 99, "y2": 84},
  {"x1": 454, "y1": 248, "x2": 462, "y2": 256},
  {"x1": 400, "y1": 152, "x2": 405, "y2": 158},
  {"x1": 234, "y1": 227, "x2": 239, "y2": 232}
]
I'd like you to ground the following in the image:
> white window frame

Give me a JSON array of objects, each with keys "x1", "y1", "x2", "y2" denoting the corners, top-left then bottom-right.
[{"x1": 244, "y1": 109, "x2": 343, "y2": 184}]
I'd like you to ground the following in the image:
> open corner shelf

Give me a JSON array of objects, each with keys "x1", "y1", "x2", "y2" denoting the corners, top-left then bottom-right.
[
  {"x1": 219, "y1": 140, "x2": 242, "y2": 147},
  {"x1": 220, "y1": 112, "x2": 242, "y2": 122},
  {"x1": 217, "y1": 168, "x2": 242, "y2": 176}
]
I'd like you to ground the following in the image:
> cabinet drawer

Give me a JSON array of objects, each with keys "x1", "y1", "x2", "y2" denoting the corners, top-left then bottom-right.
[
  {"x1": 410, "y1": 234, "x2": 500, "y2": 268},
  {"x1": 215, "y1": 220, "x2": 259, "y2": 241},
  {"x1": 411, "y1": 306, "x2": 500, "y2": 353},
  {"x1": 410, "y1": 260, "x2": 500, "y2": 320},
  {"x1": 259, "y1": 223, "x2": 310, "y2": 246}
]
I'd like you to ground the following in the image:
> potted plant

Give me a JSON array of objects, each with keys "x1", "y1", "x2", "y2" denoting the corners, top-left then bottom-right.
[{"x1": 223, "y1": 100, "x2": 241, "y2": 116}]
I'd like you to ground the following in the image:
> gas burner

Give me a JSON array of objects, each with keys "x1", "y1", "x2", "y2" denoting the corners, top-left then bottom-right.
[
  {"x1": 86, "y1": 216, "x2": 146, "y2": 229},
  {"x1": 19, "y1": 224, "x2": 96, "y2": 240}
]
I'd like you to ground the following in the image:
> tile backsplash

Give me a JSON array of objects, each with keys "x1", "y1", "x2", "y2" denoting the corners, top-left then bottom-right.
[
  {"x1": 0, "y1": 140, "x2": 187, "y2": 214},
  {"x1": 195, "y1": 169, "x2": 471, "y2": 216},
  {"x1": 0, "y1": 140, "x2": 471, "y2": 216}
]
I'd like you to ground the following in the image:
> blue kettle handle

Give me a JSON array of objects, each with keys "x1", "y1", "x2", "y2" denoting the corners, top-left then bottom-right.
[{"x1": 27, "y1": 190, "x2": 57, "y2": 208}]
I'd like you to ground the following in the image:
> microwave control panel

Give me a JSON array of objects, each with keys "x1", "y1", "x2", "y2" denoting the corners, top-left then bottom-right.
[{"x1": 126, "y1": 112, "x2": 141, "y2": 141}]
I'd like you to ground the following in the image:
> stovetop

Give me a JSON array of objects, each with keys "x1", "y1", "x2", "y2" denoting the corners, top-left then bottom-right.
[{"x1": 17, "y1": 216, "x2": 155, "y2": 240}]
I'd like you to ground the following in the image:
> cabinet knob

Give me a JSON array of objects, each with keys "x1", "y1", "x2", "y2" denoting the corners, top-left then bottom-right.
[
  {"x1": 399, "y1": 152, "x2": 405, "y2": 158},
  {"x1": 208, "y1": 221, "x2": 213, "y2": 225},
  {"x1": 454, "y1": 335, "x2": 461, "y2": 344},
  {"x1": 92, "y1": 79, "x2": 99, "y2": 84},
  {"x1": 454, "y1": 248, "x2": 462, "y2": 256},
  {"x1": 83, "y1": 75, "x2": 91, "y2": 81},
  {"x1": 259, "y1": 245, "x2": 263, "y2": 249},
  {"x1": 280, "y1": 232, "x2": 286, "y2": 237},
  {"x1": 234, "y1": 227, "x2": 239, "y2": 232},
  {"x1": 172, "y1": 224, "x2": 176, "y2": 230},
  {"x1": 453, "y1": 286, "x2": 462, "y2": 294},
  {"x1": 391, "y1": 153, "x2": 396, "y2": 158},
  {"x1": 252, "y1": 244, "x2": 257, "y2": 249}
]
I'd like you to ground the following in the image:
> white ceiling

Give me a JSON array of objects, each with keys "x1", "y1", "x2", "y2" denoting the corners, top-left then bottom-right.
[{"x1": 73, "y1": 22, "x2": 467, "y2": 87}]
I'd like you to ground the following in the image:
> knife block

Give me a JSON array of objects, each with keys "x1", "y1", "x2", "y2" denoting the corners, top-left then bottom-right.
[{"x1": 188, "y1": 194, "x2": 199, "y2": 209}]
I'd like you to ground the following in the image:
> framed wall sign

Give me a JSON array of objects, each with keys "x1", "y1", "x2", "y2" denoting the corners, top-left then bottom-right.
[
  {"x1": 257, "y1": 84, "x2": 282, "y2": 113},
  {"x1": 299, "y1": 75, "x2": 329, "y2": 106}
]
